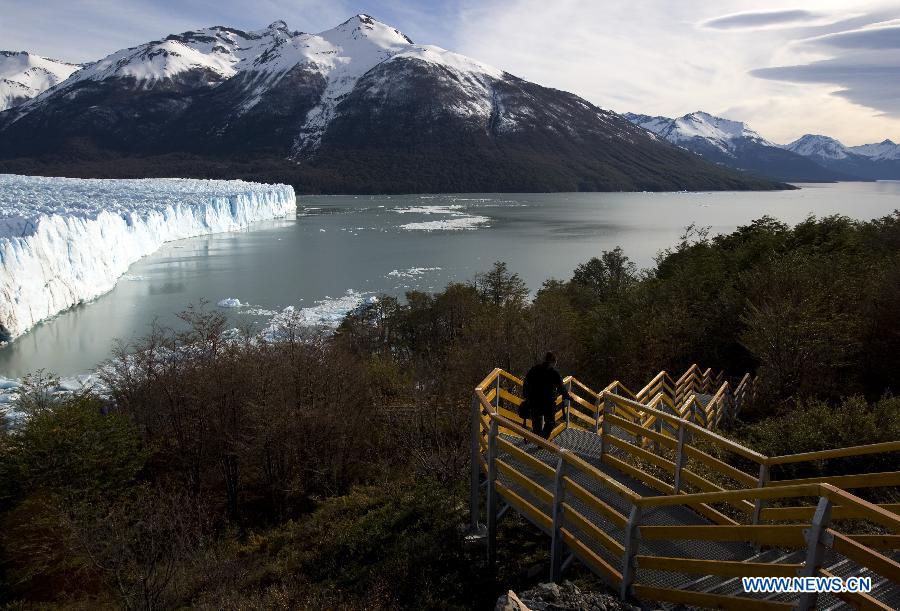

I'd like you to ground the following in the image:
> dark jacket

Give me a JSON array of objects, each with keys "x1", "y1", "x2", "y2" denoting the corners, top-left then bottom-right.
[{"x1": 523, "y1": 362, "x2": 570, "y2": 408}]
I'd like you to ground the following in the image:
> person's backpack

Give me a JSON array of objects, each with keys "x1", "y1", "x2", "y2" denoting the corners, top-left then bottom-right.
[
  {"x1": 519, "y1": 368, "x2": 535, "y2": 422},
  {"x1": 517, "y1": 398, "x2": 531, "y2": 421}
]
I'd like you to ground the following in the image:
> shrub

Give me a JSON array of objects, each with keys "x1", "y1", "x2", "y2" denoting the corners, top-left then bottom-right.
[
  {"x1": 735, "y1": 395, "x2": 900, "y2": 483},
  {"x1": 193, "y1": 481, "x2": 482, "y2": 610},
  {"x1": 5, "y1": 395, "x2": 147, "y2": 499}
]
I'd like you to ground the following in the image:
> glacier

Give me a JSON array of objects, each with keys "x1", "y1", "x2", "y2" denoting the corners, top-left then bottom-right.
[{"x1": 0, "y1": 175, "x2": 296, "y2": 341}]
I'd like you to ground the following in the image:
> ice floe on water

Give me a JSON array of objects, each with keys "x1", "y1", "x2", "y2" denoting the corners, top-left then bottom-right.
[
  {"x1": 392, "y1": 204, "x2": 465, "y2": 215},
  {"x1": 217, "y1": 298, "x2": 243, "y2": 308},
  {"x1": 261, "y1": 290, "x2": 377, "y2": 340},
  {"x1": 0, "y1": 373, "x2": 100, "y2": 428},
  {"x1": 387, "y1": 267, "x2": 442, "y2": 278},
  {"x1": 390, "y1": 201, "x2": 490, "y2": 231},
  {"x1": 399, "y1": 216, "x2": 490, "y2": 231},
  {"x1": 241, "y1": 307, "x2": 280, "y2": 317}
]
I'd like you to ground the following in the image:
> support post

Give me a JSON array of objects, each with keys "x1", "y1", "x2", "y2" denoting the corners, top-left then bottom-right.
[
  {"x1": 751, "y1": 463, "x2": 770, "y2": 525},
  {"x1": 564, "y1": 380, "x2": 572, "y2": 429},
  {"x1": 549, "y1": 453, "x2": 568, "y2": 582},
  {"x1": 494, "y1": 375, "x2": 501, "y2": 410},
  {"x1": 673, "y1": 424, "x2": 688, "y2": 495},
  {"x1": 486, "y1": 419, "x2": 499, "y2": 567},
  {"x1": 600, "y1": 396, "x2": 614, "y2": 458},
  {"x1": 652, "y1": 416, "x2": 661, "y2": 454},
  {"x1": 469, "y1": 396, "x2": 481, "y2": 531},
  {"x1": 620, "y1": 504, "x2": 642, "y2": 601},
  {"x1": 593, "y1": 393, "x2": 603, "y2": 434},
  {"x1": 797, "y1": 496, "x2": 834, "y2": 611}
]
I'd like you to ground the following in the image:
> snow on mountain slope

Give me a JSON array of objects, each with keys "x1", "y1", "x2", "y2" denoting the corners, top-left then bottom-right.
[
  {"x1": 0, "y1": 51, "x2": 80, "y2": 110},
  {"x1": 784, "y1": 134, "x2": 850, "y2": 160},
  {"x1": 849, "y1": 139, "x2": 900, "y2": 161},
  {"x1": 625, "y1": 111, "x2": 772, "y2": 155},
  {"x1": 623, "y1": 111, "x2": 858, "y2": 181},
  {"x1": 0, "y1": 16, "x2": 782, "y2": 192},
  {"x1": 623, "y1": 113, "x2": 671, "y2": 136},
  {"x1": 784, "y1": 134, "x2": 900, "y2": 180},
  {"x1": 17, "y1": 15, "x2": 506, "y2": 155},
  {"x1": 49, "y1": 22, "x2": 291, "y2": 90},
  {"x1": 0, "y1": 175, "x2": 295, "y2": 341},
  {"x1": 291, "y1": 15, "x2": 505, "y2": 154}
]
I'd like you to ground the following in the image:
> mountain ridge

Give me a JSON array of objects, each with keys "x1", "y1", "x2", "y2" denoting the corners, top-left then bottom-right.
[
  {"x1": 0, "y1": 51, "x2": 82, "y2": 111},
  {"x1": 0, "y1": 16, "x2": 786, "y2": 193},
  {"x1": 783, "y1": 134, "x2": 900, "y2": 180},
  {"x1": 626, "y1": 111, "x2": 900, "y2": 182},
  {"x1": 624, "y1": 111, "x2": 854, "y2": 182}
]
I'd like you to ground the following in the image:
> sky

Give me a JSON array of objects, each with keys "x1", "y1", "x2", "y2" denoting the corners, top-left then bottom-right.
[{"x1": 1, "y1": 0, "x2": 898, "y2": 145}]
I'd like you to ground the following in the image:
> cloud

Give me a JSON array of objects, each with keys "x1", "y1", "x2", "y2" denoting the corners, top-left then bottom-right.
[
  {"x1": 803, "y1": 19, "x2": 900, "y2": 49},
  {"x1": 752, "y1": 53, "x2": 900, "y2": 115},
  {"x1": 752, "y1": 17, "x2": 900, "y2": 117},
  {"x1": 701, "y1": 9, "x2": 826, "y2": 30}
]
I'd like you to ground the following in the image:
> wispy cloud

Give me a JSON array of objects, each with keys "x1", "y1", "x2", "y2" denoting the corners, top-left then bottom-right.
[
  {"x1": 752, "y1": 17, "x2": 900, "y2": 117},
  {"x1": 753, "y1": 55, "x2": 900, "y2": 115},
  {"x1": 802, "y1": 18, "x2": 900, "y2": 49},
  {"x1": 701, "y1": 9, "x2": 827, "y2": 30}
]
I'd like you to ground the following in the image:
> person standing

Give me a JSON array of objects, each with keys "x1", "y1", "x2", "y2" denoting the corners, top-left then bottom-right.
[{"x1": 523, "y1": 352, "x2": 571, "y2": 439}]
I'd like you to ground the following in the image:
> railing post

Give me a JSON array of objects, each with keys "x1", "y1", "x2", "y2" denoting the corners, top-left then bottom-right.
[
  {"x1": 470, "y1": 396, "x2": 481, "y2": 530},
  {"x1": 673, "y1": 424, "x2": 688, "y2": 494},
  {"x1": 564, "y1": 380, "x2": 572, "y2": 429},
  {"x1": 486, "y1": 419, "x2": 499, "y2": 567},
  {"x1": 549, "y1": 453, "x2": 568, "y2": 582},
  {"x1": 620, "y1": 504, "x2": 642, "y2": 601},
  {"x1": 593, "y1": 394, "x2": 603, "y2": 434},
  {"x1": 751, "y1": 462, "x2": 770, "y2": 525},
  {"x1": 797, "y1": 496, "x2": 834, "y2": 611},
  {"x1": 600, "y1": 396, "x2": 614, "y2": 459},
  {"x1": 494, "y1": 375, "x2": 501, "y2": 410},
  {"x1": 652, "y1": 416, "x2": 661, "y2": 454}
]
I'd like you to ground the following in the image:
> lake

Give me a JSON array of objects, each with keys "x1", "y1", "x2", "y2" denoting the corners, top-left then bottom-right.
[{"x1": 3, "y1": 181, "x2": 899, "y2": 378}]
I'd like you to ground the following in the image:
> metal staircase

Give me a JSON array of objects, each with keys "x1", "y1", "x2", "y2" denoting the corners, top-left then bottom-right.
[{"x1": 470, "y1": 366, "x2": 900, "y2": 610}]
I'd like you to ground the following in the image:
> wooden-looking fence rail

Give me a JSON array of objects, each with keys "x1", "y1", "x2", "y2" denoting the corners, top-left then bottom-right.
[{"x1": 471, "y1": 366, "x2": 899, "y2": 610}]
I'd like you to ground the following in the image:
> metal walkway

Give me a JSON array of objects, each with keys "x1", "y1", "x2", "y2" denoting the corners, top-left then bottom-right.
[{"x1": 471, "y1": 367, "x2": 900, "y2": 610}]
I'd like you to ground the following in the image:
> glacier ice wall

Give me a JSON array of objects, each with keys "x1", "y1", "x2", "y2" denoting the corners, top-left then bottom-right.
[{"x1": 0, "y1": 175, "x2": 296, "y2": 341}]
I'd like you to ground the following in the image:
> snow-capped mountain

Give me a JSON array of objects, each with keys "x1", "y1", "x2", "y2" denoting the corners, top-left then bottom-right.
[
  {"x1": 848, "y1": 139, "x2": 900, "y2": 161},
  {"x1": 0, "y1": 51, "x2": 81, "y2": 111},
  {"x1": 626, "y1": 111, "x2": 773, "y2": 154},
  {"x1": 0, "y1": 15, "x2": 779, "y2": 193},
  {"x1": 784, "y1": 134, "x2": 851, "y2": 160},
  {"x1": 625, "y1": 111, "x2": 849, "y2": 182},
  {"x1": 785, "y1": 135, "x2": 900, "y2": 180}
]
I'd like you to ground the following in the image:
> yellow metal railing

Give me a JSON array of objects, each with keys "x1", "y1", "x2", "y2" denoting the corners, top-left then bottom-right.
[{"x1": 471, "y1": 367, "x2": 899, "y2": 610}]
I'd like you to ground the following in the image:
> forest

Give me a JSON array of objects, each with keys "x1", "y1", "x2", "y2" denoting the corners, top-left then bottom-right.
[
  {"x1": 1, "y1": 213, "x2": 898, "y2": 609},
  {"x1": 0, "y1": 146, "x2": 784, "y2": 195}
]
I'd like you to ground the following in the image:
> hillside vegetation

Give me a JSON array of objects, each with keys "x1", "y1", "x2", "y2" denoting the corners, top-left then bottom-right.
[{"x1": 1, "y1": 213, "x2": 898, "y2": 608}]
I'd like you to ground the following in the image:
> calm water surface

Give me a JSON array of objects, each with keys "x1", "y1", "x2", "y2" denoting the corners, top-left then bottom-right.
[{"x1": 3, "y1": 182, "x2": 899, "y2": 378}]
